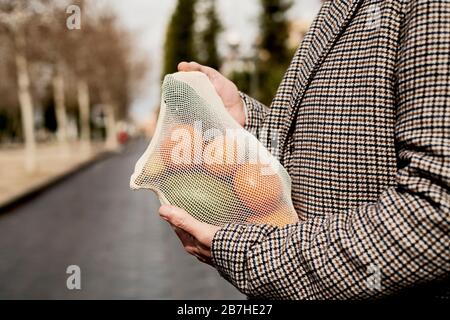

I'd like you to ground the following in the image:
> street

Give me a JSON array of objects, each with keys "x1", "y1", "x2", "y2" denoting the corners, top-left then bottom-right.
[{"x1": 0, "y1": 139, "x2": 243, "y2": 299}]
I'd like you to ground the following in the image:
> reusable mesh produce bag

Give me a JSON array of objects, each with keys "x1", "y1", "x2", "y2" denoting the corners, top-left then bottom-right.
[{"x1": 130, "y1": 71, "x2": 299, "y2": 227}]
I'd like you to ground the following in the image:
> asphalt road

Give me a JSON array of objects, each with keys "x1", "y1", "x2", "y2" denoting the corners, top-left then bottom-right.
[{"x1": 0, "y1": 139, "x2": 244, "y2": 299}]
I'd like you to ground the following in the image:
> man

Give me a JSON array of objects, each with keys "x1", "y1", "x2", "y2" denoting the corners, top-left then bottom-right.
[{"x1": 159, "y1": 0, "x2": 450, "y2": 299}]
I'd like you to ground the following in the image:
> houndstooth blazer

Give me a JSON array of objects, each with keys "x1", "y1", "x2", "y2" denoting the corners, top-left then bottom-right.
[{"x1": 211, "y1": 0, "x2": 450, "y2": 299}]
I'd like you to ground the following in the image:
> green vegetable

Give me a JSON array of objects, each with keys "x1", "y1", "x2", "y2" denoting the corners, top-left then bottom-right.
[{"x1": 161, "y1": 172, "x2": 245, "y2": 226}]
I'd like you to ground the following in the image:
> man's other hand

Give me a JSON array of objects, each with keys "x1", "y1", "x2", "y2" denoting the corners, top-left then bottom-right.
[{"x1": 178, "y1": 61, "x2": 246, "y2": 126}]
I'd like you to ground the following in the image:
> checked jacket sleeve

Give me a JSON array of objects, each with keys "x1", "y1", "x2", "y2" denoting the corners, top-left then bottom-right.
[
  {"x1": 211, "y1": 0, "x2": 450, "y2": 299},
  {"x1": 239, "y1": 92, "x2": 269, "y2": 137}
]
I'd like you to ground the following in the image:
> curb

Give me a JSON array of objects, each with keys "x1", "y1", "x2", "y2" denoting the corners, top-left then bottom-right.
[{"x1": 0, "y1": 150, "x2": 116, "y2": 214}]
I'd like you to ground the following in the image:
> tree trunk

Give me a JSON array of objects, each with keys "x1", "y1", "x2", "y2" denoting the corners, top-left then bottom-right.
[
  {"x1": 52, "y1": 67, "x2": 68, "y2": 145},
  {"x1": 104, "y1": 102, "x2": 118, "y2": 150},
  {"x1": 77, "y1": 79, "x2": 91, "y2": 153},
  {"x1": 15, "y1": 39, "x2": 36, "y2": 172},
  {"x1": 102, "y1": 90, "x2": 118, "y2": 150}
]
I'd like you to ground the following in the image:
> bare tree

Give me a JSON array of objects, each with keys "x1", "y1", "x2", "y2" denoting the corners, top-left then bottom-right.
[
  {"x1": 47, "y1": 3, "x2": 69, "y2": 146},
  {"x1": 0, "y1": 0, "x2": 47, "y2": 171},
  {"x1": 88, "y1": 8, "x2": 148, "y2": 150},
  {"x1": 55, "y1": 1, "x2": 96, "y2": 150},
  {"x1": 28, "y1": 1, "x2": 72, "y2": 146},
  {"x1": 0, "y1": 32, "x2": 20, "y2": 143},
  {"x1": 1, "y1": 0, "x2": 149, "y2": 157},
  {"x1": 64, "y1": 1, "x2": 96, "y2": 152}
]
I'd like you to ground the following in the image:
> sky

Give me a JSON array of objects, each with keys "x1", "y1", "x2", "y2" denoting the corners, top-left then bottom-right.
[{"x1": 107, "y1": 0, "x2": 322, "y2": 123}]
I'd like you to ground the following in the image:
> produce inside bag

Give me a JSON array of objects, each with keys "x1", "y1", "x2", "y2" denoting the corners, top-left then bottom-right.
[{"x1": 130, "y1": 71, "x2": 299, "y2": 227}]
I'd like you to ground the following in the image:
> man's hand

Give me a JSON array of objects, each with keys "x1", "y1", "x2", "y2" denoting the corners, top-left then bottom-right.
[
  {"x1": 159, "y1": 204, "x2": 221, "y2": 266},
  {"x1": 178, "y1": 61, "x2": 246, "y2": 126}
]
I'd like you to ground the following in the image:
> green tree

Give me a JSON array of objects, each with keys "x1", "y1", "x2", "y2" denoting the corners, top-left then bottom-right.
[
  {"x1": 256, "y1": 0, "x2": 293, "y2": 105},
  {"x1": 197, "y1": 0, "x2": 222, "y2": 70},
  {"x1": 162, "y1": 0, "x2": 197, "y2": 77}
]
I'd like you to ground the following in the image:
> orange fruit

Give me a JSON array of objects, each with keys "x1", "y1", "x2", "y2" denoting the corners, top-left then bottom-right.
[
  {"x1": 233, "y1": 163, "x2": 282, "y2": 213},
  {"x1": 161, "y1": 124, "x2": 202, "y2": 169},
  {"x1": 203, "y1": 135, "x2": 240, "y2": 177},
  {"x1": 247, "y1": 203, "x2": 298, "y2": 227}
]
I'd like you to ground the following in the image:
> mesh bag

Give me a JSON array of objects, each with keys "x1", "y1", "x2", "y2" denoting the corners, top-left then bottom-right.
[{"x1": 130, "y1": 71, "x2": 299, "y2": 227}]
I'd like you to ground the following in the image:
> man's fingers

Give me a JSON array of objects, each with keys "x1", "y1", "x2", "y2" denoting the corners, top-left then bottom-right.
[
  {"x1": 177, "y1": 61, "x2": 219, "y2": 81},
  {"x1": 177, "y1": 61, "x2": 195, "y2": 72},
  {"x1": 196, "y1": 256, "x2": 209, "y2": 264},
  {"x1": 190, "y1": 62, "x2": 216, "y2": 79},
  {"x1": 159, "y1": 205, "x2": 205, "y2": 238},
  {"x1": 173, "y1": 226, "x2": 194, "y2": 246},
  {"x1": 172, "y1": 226, "x2": 199, "y2": 254},
  {"x1": 178, "y1": 61, "x2": 203, "y2": 72}
]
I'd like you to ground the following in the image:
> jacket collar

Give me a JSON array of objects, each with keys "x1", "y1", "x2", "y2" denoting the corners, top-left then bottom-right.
[{"x1": 279, "y1": 0, "x2": 364, "y2": 156}]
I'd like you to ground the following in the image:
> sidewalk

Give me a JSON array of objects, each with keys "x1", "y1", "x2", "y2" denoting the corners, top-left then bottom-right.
[{"x1": 0, "y1": 142, "x2": 113, "y2": 209}]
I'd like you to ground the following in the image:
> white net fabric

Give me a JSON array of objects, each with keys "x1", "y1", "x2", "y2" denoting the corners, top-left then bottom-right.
[{"x1": 130, "y1": 71, "x2": 299, "y2": 227}]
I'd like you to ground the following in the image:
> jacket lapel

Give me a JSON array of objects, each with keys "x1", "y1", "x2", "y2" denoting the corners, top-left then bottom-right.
[{"x1": 279, "y1": 0, "x2": 364, "y2": 155}]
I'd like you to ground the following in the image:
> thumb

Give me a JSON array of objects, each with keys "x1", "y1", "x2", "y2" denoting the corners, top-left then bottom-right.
[{"x1": 159, "y1": 205, "x2": 205, "y2": 238}]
